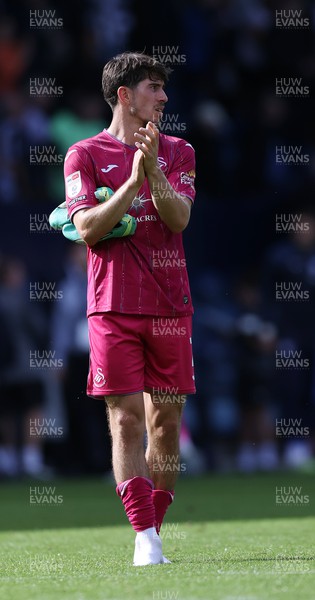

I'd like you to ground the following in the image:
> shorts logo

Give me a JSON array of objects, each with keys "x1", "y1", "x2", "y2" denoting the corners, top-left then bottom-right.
[
  {"x1": 93, "y1": 367, "x2": 106, "y2": 388},
  {"x1": 66, "y1": 170, "x2": 82, "y2": 198}
]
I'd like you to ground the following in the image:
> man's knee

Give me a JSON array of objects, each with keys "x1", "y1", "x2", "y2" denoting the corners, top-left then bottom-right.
[
  {"x1": 148, "y1": 403, "x2": 183, "y2": 440},
  {"x1": 106, "y1": 394, "x2": 145, "y2": 441}
]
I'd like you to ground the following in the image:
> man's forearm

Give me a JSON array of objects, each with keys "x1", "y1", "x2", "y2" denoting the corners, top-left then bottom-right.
[
  {"x1": 147, "y1": 168, "x2": 191, "y2": 233},
  {"x1": 73, "y1": 179, "x2": 140, "y2": 246}
]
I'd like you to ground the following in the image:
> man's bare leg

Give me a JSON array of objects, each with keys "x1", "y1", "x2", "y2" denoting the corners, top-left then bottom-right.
[
  {"x1": 144, "y1": 392, "x2": 185, "y2": 488},
  {"x1": 105, "y1": 392, "x2": 164, "y2": 565},
  {"x1": 144, "y1": 392, "x2": 185, "y2": 539},
  {"x1": 105, "y1": 393, "x2": 148, "y2": 482}
]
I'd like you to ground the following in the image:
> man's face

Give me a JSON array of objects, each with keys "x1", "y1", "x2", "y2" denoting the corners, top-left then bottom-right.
[{"x1": 128, "y1": 78, "x2": 168, "y2": 125}]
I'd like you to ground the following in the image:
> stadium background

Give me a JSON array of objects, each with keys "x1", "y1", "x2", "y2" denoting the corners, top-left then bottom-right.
[{"x1": 0, "y1": 0, "x2": 315, "y2": 480}]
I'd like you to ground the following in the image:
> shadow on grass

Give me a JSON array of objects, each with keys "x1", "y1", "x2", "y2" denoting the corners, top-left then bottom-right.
[{"x1": 0, "y1": 472, "x2": 314, "y2": 532}]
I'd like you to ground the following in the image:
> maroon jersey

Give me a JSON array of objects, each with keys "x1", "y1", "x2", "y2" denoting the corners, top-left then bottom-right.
[{"x1": 64, "y1": 129, "x2": 196, "y2": 317}]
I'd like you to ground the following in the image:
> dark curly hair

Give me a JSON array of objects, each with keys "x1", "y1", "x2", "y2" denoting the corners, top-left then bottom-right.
[{"x1": 102, "y1": 51, "x2": 172, "y2": 109}]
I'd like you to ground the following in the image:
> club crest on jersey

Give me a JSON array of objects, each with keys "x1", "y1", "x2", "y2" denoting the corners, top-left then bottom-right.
[
  {"x1": 66, "y1": 171, "x2": 82, "y2": 198},
  {"x1": 93, "y1": 367, "x2": 106, "y2": 388},
  {"x1": 157, "y1": 156, "x2": 167, "y2": 170}
]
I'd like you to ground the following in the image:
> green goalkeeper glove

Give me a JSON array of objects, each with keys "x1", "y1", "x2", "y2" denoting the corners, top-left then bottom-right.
[{"x1": 48, "y1": 187, "x2": 136, "y2": 244}]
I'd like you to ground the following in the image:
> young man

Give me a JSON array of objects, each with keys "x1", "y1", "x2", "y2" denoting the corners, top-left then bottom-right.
[{"x1": 63, "y1": 51, "x2": 196, "y2": 565}]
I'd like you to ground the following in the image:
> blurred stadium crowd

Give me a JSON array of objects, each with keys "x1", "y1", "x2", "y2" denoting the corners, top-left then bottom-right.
[{"x1": 0, "y1": 0, "x2": 315, "y2": 479}]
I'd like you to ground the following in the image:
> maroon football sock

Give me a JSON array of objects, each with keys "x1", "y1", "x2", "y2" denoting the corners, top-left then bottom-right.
[
  {"x1": 116, "y1": 476, "x2": 155, "y2": 532},
  {"x1": 152, "y1": 489, "x2": 174, "y2": 534}
]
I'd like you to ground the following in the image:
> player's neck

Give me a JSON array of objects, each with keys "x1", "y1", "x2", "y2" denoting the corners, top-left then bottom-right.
[
  {"x1": 107, "y1": 112, "x2": 142, "y2": 147},
  {"x1": 106, "y1": 127, "x2": 135, "y2": 147}
]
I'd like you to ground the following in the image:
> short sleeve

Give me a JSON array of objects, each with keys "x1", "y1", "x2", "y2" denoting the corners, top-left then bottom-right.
[
  {"x1": 167, "y1": 140, "x2": 196, "y2": 203},
  {"x1": 64, "y1": 146, "x2": 98, "y2": 221}
]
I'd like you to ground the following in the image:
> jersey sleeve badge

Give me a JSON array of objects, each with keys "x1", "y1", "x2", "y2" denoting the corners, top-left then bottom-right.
[{"x1": 66, "y1": 171, "x2": 82, "y2": 198}]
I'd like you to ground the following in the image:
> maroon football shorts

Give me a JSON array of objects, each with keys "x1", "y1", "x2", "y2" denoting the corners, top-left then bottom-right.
[{"x1": 86, "y1": 312, "x2": 196, "y2": 398}]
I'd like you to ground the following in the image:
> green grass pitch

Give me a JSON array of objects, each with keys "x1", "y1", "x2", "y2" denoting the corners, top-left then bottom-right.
[{"x1": 0, "y1": 472, "x2": 314, "y2": 600}]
